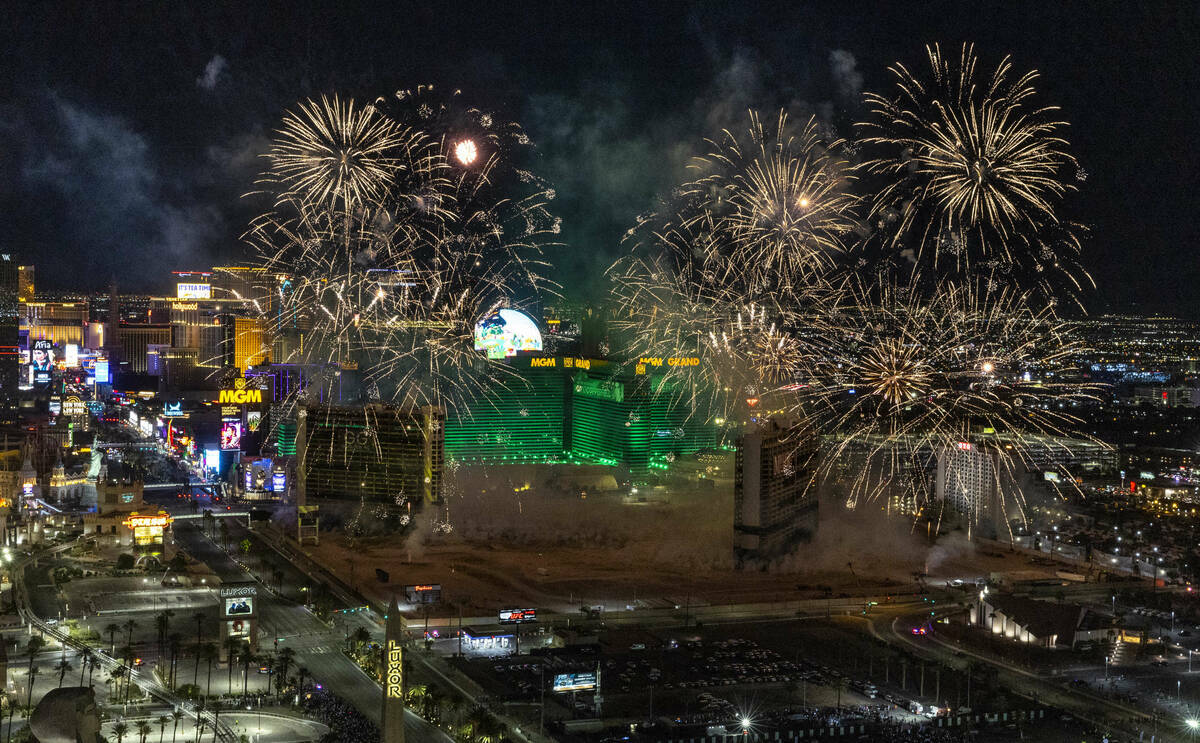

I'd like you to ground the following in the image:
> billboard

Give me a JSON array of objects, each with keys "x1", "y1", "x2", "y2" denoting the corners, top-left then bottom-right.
[
  {"x1": 272, "y1": 471, "x2": 287, "y2": 492},
  {"x1": 163, "y1": 401, "x2": 185, "y2": 417},
  {"x1": 225, "y1": 597, "x2": 254, "y2": 616},
  {"x1": 30, "y1": 340, "x2": 53, "y2": 385},
  {"x1": 220, "y1": 420, "x2": 243, "y2": 450},
  {"x1": 474, "y1": 309, "x2": 542, "y2": 359},
  {"x1": 404, "y1": 584, "x2": 442, "y2": 603},
  {"x1": 204, "y1": 449, "x2": 221, "y2": 473},
  {"x1": 552, "y1": 672, "x2": 597, "y2": 693},
  {"x1": 177, "y1": 282, "x2": 212, "y2": 299},
  {"x1": 226, "y1": 619, "x2": 250, "y2": 640},
  {"x1": 64, "y1": 343, "x2": 79, "y2": 368},
  {"x1": 246, "y1": 410, "x2": 262, "y2": 432},
  {"x1": 499, "y1": 608, "x2": 538, "y2": 624},
  {"x1": 94, "y1": 358, "x2": 110, "y2": 384}
]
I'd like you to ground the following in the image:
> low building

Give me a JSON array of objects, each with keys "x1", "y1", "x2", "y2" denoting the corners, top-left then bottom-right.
[{"x1": 969, "y1": 592, "x2": 1115, "y2": 648}]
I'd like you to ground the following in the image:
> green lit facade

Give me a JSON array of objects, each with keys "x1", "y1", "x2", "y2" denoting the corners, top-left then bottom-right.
[{"x1": 445, "y1": 356, "x2": 720, "y2": 472}]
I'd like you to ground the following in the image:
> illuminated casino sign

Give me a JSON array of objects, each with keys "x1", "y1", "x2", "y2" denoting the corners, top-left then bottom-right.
[
  {"x1": 217, "y1": 378, "x2": 263, "y2": 405},
  {"x1": 635, "y1": 356, "x2": 702, "y2": 374},
  {"x1": 474, "y1": 309, "x2": 543, "y2": 359},
  {"x1": 386, "y1": 640, "x2": 403, "y2": 698},
  {"x1": 123, "y1": 514, "x2": 173, "y2": 529}
]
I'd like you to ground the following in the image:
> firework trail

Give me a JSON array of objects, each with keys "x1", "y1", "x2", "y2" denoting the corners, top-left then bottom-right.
[{"x1": 857, "y1": 43, "x2": 1091, "y2": 301}]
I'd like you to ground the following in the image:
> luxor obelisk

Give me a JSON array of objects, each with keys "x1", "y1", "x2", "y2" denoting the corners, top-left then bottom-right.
[{"x1": 382, "y1": 596, "x2": 406, "y2": 743}]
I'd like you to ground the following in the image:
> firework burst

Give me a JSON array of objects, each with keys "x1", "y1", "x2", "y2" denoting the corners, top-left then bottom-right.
[
  {"x1": 650, "y1": 110, "x2": 860, "y2": 297},
  {"x1": 245, "y1": 89, "x2": 558, "y2": 439},
  {"x1": 858, "y1": 43, "x2": 1091, "y2": 298},
  {"x1": 800, "y1": 276, "x2": 1102, "y2": 534}
]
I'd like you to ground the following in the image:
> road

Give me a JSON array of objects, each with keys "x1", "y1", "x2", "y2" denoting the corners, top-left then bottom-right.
[
  {"x1": 877, "y1": 606, "x2": 1187, "y2": 742},
  {"x1": 172, "y1": 520, "x2": 451, "y2": 743}
]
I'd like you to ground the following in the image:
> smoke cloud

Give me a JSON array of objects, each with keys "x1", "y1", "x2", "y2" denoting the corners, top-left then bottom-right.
[
  {"x1": 829, "y1": 49, "x2": 864, "y2": 104},
  {"x1": 19, "y1": 94, "x2": 222, "y2": 286},
  {"x1": 196, "y1": 54, "x2": 228, "y2": 91}
]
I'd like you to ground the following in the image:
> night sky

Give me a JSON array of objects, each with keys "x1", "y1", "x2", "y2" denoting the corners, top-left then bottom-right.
[{"x1": 3, "y1": 2, "x2": 1198, "y2": 313}]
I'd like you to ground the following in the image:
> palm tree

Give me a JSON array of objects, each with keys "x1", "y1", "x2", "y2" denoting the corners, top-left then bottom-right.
[
  {"x1": 200, "y1": 643, "x2": 217, "y2": 699},
  {"x1": 105, "y1": 622, "x2": 120, "y2": 655},
  {"x1": 171, "y1": 708, "x2": 184, "y2": 743},
  {"x1": 210, "y1": 699, "x2": 223, "y2": 743},
  {"x1": 223, "y1": 638, "x2": 242, "y2": 694},
  {"x1": 348, "y1": 626, "x2": 370, "y2": 656},
  {"x1": 25, "y1": 665, "x2": 39, "y2": 709},
  {"x1": 123, "y1": 619, "x2": 137, "y2": 652},
  {"x1": 112, "y1": 720, "x2": 129, "y2": 743},
  {"x1": 296, "y1": 666, "x2": 309, "y2": 696},
  {"x1": 79, "y1": 647, "x2": 95, "y2": 686},
  {"x1": 157, "y1": 714, "x2": 169, "y2": 743},
  {"x1": 192, "y1": 612, "x2": 205, "y2": 689},
  {"x1": 136, "y1": 719, "x2": 152, "y2": 743},
  {"x1": 240, "y1": 645, "x2": 253, "y2": 702},
  {"x1": 53, "y1": 656, "x2": 72, "y2": 688},
  {"x1": 167, "y1": 632, "x2": 183, "y2": 688},
  {"x1": 218, "y1": 520, "x2": 230, "y2": 552},
  {"x1": 274, "y1": 647, "x2": 296, "y2": 698}
]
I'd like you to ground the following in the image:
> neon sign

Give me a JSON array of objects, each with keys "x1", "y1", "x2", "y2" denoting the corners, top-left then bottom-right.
[
  {"x1": 123, "y1": 514, "x2": 173, "y2": 529},
  {"x1": 386, "y1": 640, "x2": 403, "y2": 698},
  {"x1": 218, "y1": 389, "x2": 262, "y2": 404}
]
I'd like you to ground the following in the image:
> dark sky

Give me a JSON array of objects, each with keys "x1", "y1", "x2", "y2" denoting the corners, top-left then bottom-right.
[{"x1": 2, "y1": 2, "x2": 1198, "y2": 313}]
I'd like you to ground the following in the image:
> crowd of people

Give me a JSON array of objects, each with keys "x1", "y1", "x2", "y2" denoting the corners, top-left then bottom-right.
[{"x1": 302, "y1": 689, "x2": 380, "y2": 743}]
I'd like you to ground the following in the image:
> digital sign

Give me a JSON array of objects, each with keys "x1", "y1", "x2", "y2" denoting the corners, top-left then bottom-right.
[
  {"x1": 225, "y1": 597, "x2": 254, "y2": 616},
  {"x1": 404, "y1": 584, "x2": 442, "y2": 603},
  {"x1": 64, "y1": 344, "x2": 79, "y2": 368},
  {"x1": 553, "y1": 672, "x2": 597, "y2": 693},
  {"x1": 474, "y1": 309, "x2": 542, "y2": 359},
  {"x1": 176, "y1": 283, "x2": 212, "y2": 299},
  {"x1": 163, "y1": 401, "x2": 184, "y2": 417},
  {"x1": 272, "y1": 471, "x2": 287, "y2": 492},
  {"x1": 204, "y1": 449, "x2": 221, "y2": 473},
  {"x1": 386, "y1": 640, "x2": 403, "y2": 698},
  {"x1": 94, "y1": 358, "x2": 110, "y2": 384},
  {"x1": 30, "y1": 340, "x2": 53, "y2": 385},
  {"x1": 246, "y1": 410, "x2": 262, "y2": 432},
  {"x1": 226, "y1": 619, "x2": 250, "y2": 640},
  {"x1": 499, "y1": 608, "x2": 537, "y2": 624},
  {"x1": 220, "y1": 421, "x2": 243, "y2": 450}
]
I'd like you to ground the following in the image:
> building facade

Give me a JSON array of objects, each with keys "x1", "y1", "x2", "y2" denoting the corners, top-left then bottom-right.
[
  {"x1": 733, "y1": 418, "x2": 818, "y2": 566},
  {"x1": 297, "y1": 403, "x2": 445, "y2": 504}
]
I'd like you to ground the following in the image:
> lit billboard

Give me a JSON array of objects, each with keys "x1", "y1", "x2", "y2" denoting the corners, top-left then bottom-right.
[
  {"x1": 30, "y1": 340, "x2": 53, "y2": 385},
  {"x1": 474, "y1": 309, "x2": 542, "y2": 359},
  {"x1": 177, "y1": 283, "x2": 212, "y2": 299},
  {"x1": 404, "y1": 584, "x2": 442, "y2": 603},
  {"x1": 552, "y1": 672, "x2": 597, "y2": 693},
  {"x1": 499, "y1": 608, "x2": 538, "y2": 624},
  {"x1": 220, "y1": 420, "x2": 243, "y2": 450},
  {"x1": 225, "y1": 597, "x2": 254, "y2": 616}
]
